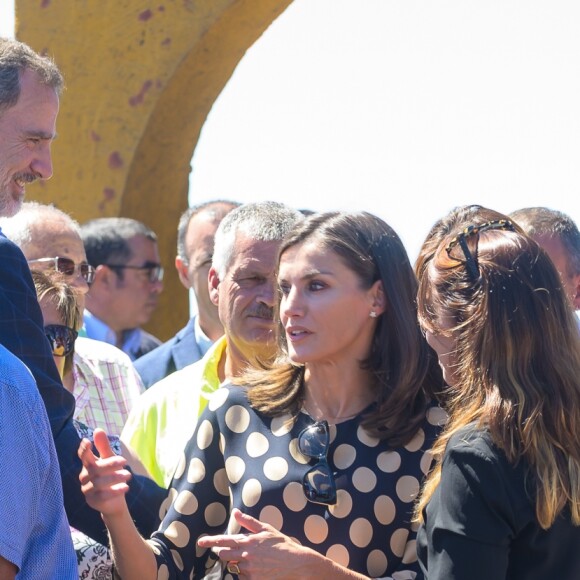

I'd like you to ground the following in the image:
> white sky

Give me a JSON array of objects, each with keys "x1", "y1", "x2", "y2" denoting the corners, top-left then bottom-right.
[{"x1": 3, "y1": 1, "x2": 579, "y2": 261}]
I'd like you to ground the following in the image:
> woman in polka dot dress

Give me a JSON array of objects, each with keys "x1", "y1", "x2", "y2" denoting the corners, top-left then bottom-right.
[{"x1": 80, "y1": 211, "x2": 445, "y2": 580}]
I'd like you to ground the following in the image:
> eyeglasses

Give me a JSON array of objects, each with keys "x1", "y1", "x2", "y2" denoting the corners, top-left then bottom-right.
[
  {"x1": 105, "y1": 263, "x2": 164, "y2": 283},
  {"x1": 298, "y1": 421, "x2": 337, "y2": 505},
  {"x1": 445, "y1": 219, "x2": 516, "y2": 281},
  {"x1": 44, "y1": 324, "x2": 78, "y2": 357},
  {"x1": 28, "y1": 256, "x2": 96, "y2": 285}
]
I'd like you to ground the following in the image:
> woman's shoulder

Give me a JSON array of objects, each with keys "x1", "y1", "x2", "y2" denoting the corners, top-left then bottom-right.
[
  {"x1": 444, "y1": 424, "x2": 519, "y2": 476},
  {"x1": 205, "y1": 383, "x2": 255, "y2": 421},
  {"x1": 447, "y1": 425, "x2": 497, "y2": 455}
]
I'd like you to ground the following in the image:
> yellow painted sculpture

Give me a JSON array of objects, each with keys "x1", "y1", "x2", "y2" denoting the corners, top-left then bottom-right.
[{"x1": 17, "y1": 0, "x2": 292, "y2": 339}]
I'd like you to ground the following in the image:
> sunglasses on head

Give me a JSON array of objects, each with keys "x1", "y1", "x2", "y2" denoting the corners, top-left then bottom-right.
[
  {"x1": 44, "y1": 324, "x2": 78, "y2": 357},
  {"x1": 445, "y1": 219, "x2": 516, "y2": 281},
  {"x1": 28, "y1": 256, "x2": 96, "y2": 285},
  {"x1": 298, "y1": 420, "x2": 337, "y2": 505}
]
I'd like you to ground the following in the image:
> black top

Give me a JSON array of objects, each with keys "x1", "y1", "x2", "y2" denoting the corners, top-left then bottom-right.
[
  {"x1": 150, "y1": 384, "x2": 444, "y2": 578},
  {"x1": 417, "y1": 426, "x2": 580, "y2": 579}
]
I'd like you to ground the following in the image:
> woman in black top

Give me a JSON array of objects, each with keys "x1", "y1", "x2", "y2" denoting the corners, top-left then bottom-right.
[{"x1": 415, "y1": 218, "x2": 580, "y2": 579}]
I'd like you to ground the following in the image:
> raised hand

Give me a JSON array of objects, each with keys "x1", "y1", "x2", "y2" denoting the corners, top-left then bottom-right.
[{"x1": 78, "y1": 428, "x2": 132, "y2": 517}]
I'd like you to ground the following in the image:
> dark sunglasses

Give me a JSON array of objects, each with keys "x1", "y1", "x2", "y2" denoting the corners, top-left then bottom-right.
[
  {"x1": 28, "y1": 256, "x2": 96, "y2": 285},
  {"x1": 298, "y1": 421, "x2": 337, "y2": 505},
  {"x1": 105, "y1": 263, "x2": 164, "y2": 284},
  {"x1": 445, "y1": 219, "x2": 516, "y2": 281},
  {"x1": 44, "y1": 324, "x2": 78, "y2": 357}
]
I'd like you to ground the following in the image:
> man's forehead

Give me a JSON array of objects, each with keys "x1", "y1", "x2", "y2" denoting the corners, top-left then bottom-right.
[
  {"x1": 186, "y1": 215, "x2": 220, "y2": 253},
  {"x1": 26, "y1": 226, "x2": 85, "y2": 258},
  {"x1": 229, "y1": 235, "x2": 280, "y2": 270}
]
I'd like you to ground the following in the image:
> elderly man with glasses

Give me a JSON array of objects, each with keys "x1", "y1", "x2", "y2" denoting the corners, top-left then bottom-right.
[
  {"x1": 0, "y1": 202, "x2": 145, "y2": 438},
  {"x1": 81, "y1": 217, "x2": 164, "y2": 360}
]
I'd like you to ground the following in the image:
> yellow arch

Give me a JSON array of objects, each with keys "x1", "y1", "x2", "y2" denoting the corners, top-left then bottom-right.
[{"x1": 17, "y1": 0, "x2": 292, "y2": 339}]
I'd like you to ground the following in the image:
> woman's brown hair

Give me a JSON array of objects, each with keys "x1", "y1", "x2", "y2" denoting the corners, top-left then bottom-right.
[
  {"x1": 415, "y1": 226, "x2": 580, "y2": 528},
  {"x1": 243, "y1": 211, "x2": 443, "y2": 446}
]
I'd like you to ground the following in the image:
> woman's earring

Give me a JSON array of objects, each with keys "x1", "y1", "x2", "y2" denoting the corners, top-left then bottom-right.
[{"x1": 369, "y1": 311, "x2": 378, "y2": 318}]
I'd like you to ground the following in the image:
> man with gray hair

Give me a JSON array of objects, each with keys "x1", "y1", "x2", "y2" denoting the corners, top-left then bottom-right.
[
  {"x1": 122, "y1": 201, "x2": 302, "y2": 487},
  {"x1": 135, "y1": 200, "x2": 239, "y2": 388},
  {"x1": 0, "y1": 38, "x2": 164, "y2": 557},
  {"x1": 81, "y1": 217, "x2": 164, "y2": 360},
  {"x1": 510, "y1": 206, "x2": 580, "y2": 311}
]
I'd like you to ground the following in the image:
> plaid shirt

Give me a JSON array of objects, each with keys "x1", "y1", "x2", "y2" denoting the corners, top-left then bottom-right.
[{"x1": 72, "y1": 337, "x2": 145, "y2": 437}]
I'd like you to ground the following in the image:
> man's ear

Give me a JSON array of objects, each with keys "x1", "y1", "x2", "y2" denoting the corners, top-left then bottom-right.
[
  {"x1": 91, "y1": 264, "x2": 115, "y2": 291},
  {"x1": 208, "y1": 267, "x2": 220, "y2": 306},
  {"x1": 175, "y1": 256, "x2": 191, "y2": 290}
]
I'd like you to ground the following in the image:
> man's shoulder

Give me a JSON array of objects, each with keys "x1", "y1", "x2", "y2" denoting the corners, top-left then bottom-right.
[
  {"x1": 135, "y1": 340, "x2": 224, "y2": 408},
  {"x1": 134, "y1": 318, "x2": 200, "y2": 383},
  {"x1": 134, "y1": 333, "x2": 177, "y2": 370},
  {"x1": 0, "y1": 344, "x2": 36, "y2": 397},
  {"x1": 140, "y1": 329, "x2": 162, "y2": 349},
  {"x1": 0, "y1": 232, "x2": 27, "y2": 266},
  {"x1": 75, "y1": 336, "x2": 135, "y2": 365},
  {"x1": 141, "y1": 357, "x2": 209, "y2": 403}
]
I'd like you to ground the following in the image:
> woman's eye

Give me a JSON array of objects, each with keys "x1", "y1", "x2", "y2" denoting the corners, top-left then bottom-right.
[
  {"x1": 278, "y1": 283, "x2": 290, "y2": 295},
  {"x1": 308, "y1": 281, "x2": 325, "y2": 291}
]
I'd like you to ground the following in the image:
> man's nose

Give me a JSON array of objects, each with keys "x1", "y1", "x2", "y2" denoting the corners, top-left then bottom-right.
[
  {"x1": 69, "y1": 273, "x2": 89, "y2": 295},
  {"x1": 31, "y1": 145, "x2": 54, "y2": 180},
  {"x1": 150, "y1": 278, "x2": 164, "y2": 294},
  {"x1": 257, "y1": 281, "x2": 275, "y2": 307}
]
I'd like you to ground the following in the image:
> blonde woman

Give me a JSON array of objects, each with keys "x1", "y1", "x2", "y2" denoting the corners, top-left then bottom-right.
[
  {"x1": 33, "y1": 271, "x2": 150, "y2": 580},
  {"x1": 415, "y1": 219, "x2": 580, "y2": 579}
]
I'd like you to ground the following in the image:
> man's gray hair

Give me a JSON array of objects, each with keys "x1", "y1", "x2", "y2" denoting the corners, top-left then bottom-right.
[
  {"x1": 0, "y1": 201, "x2": 80, "y2": 249},
  {"x1": 0, "y1": 38, "x2": 64, "y2": 116},
  {"x1": 177, "y1": 200, "x2": 239, "y2": 263},
  {"x1": 212, "y1": 201, "x2": 302, "y2": 279},
  {"x1": 510, "y1": 206, "x2": 580, "y2": 275}
]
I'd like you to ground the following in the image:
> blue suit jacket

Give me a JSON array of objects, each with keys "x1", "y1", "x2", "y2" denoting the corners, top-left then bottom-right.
[
  {"x1": 0, "y1": 232, "x2": 165, "y2": 545},
  {"x1": 134, "y1": 316, "x2": 204, "y2": 388}
]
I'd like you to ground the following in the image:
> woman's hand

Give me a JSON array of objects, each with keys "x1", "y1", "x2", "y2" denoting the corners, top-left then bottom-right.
[
  {"x1": 198, "y1": 508, "x2": 330, "y2": 580},
  {"x1": 78, "y1": 427, "x2": 132, "y2": 518}
]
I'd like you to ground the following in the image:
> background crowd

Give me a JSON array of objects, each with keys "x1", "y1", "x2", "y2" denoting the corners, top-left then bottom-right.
[{"x1": 1, "y1": 37, "x2": 580, "y2": 580}]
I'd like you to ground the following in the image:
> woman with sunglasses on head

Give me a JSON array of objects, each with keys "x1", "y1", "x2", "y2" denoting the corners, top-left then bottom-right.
[
  {"x1": 415, "y1": 219, "x2": 580, "y2": 579},
  {"x1": 79, "y1": 211, "x2": 444, "y2": 580},
  {"x1": 33, "y1": 270, "x2": 151, "y2": 580}
]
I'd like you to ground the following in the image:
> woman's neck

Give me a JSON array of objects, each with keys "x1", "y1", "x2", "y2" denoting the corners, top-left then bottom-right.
[
  {"x1": 62, "y1": 367, "x2": 75, "y2": 393},
  {"x1": 302, "y1": 362, "x2": 376, "y2": 424}
]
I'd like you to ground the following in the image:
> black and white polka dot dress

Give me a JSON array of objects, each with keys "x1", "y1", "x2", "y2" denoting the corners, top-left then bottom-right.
[{"x1": 148, "y1": 384, "x2": 444, "y2": 579}]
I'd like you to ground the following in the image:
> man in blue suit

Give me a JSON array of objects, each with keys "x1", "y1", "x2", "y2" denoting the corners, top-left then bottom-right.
[
  {"x1": 0, "y1": 38, "x2": 164, "y2": 547},
  {"x1": 135, "y1": 200, "x2": 238, "y2": 388}
]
